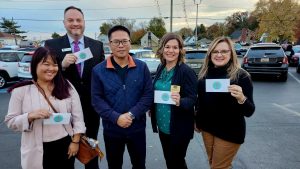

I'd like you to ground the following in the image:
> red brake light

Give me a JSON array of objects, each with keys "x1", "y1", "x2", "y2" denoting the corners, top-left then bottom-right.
[
  {"x1": 243, "y1": 56, "x2": 248, "y2": 64},
  {"x1": 283, "y1": 56, "x2": 288, "y2": 64}
]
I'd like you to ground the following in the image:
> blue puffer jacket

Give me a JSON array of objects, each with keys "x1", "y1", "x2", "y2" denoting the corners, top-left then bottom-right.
[{"x1": 91, "y1": 55, "x2": 154, "y2": 137}]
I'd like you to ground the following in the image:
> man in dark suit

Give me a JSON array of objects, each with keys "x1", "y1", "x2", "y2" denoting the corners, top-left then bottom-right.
[{"x1": 45, "y1": 6, "x2": 105, "y2": 169}]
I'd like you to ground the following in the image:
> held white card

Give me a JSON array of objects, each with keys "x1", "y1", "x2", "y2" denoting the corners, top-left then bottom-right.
[
  {"x1": 154, "y1": 90, "x2": 176, "y2": 105},
  {"x1": 43, "y1": 113, "x2": 71, "y2": 125},
  {"x1": 206, "y1": 79, "x2": 230, "y2": 92},
  {"x1": 74, "y1": 47, "x2": 93, "y2": 64}
]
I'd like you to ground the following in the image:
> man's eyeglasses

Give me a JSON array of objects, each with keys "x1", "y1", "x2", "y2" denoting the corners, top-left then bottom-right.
[
  {"x1": 110, "y1": 39, "x2": 131, "y2": 47},
  {"x1": 211, "y1": 50, "x2": 231, "y2": 56}
]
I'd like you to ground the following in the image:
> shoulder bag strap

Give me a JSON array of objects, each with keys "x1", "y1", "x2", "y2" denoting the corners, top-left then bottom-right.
[{"x1": 32, "y1": 80, "x2": 58, "y2": 113}]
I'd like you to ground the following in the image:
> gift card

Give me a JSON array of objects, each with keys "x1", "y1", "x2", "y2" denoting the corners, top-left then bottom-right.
[{"x1": 43, "y1": 113, "x2": 71, "y2": 125}]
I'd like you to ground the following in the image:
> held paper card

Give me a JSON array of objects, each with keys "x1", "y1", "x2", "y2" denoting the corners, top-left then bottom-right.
[
  {"x1": 206, "y1": 79, "x2": 230, "y2": 92},
  {"x1": 154, "y1": 90, "x2": 176, "y2": 105},
  {"x1": 170, "y1": 85, "x2": 181, "y2": 93},
  {"x1": 74, "y1": 47, "x2": 93, "y2": 64},
  {"x1": 44, "y1": 113, "x2": 71, "y2": 125}
]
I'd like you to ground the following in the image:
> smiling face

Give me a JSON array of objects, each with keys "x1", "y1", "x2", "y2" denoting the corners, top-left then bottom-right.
[
  {"x1": 211, "y1": 41, "x2": 232, "y2": 67},
  {"x1": 63, "y1": 9, "x2": 85, "y2": 40},
  {"x1": 163, "y1": 39, "x2": 180, "y2": 65},
  {"x1": 109, "y1": 30, "x2": 131, "y2": 59},
  {"x1": 36, "y1": 56, "x2": 58, "y2": 83}
]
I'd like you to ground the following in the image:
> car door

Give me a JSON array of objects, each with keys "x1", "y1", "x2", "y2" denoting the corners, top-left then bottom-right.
[{"x1": 0, "y1": 52, "x2": 20, "y2": 78}]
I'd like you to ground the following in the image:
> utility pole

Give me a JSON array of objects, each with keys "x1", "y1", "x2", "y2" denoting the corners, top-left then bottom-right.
[
  {"x1": 194, "y1": 0, "x2": 202, "y2": 47},
  {"x1": 170, "y1": 0, "x2": 173, "y2": 32}
]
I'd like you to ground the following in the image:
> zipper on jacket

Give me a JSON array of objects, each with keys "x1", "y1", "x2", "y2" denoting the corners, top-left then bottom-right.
[{"x1": 123, "y1": 84, "x2": 126, "y2": 90}]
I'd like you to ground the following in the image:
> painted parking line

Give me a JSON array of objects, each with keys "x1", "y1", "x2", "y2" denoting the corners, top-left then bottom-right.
[
  {"x1": 272, "y1": 103, "x2": 300, "y2": 117},
  {"x1": 0, "y1": 88, "x2": 8, "y2": 93},
  {"x1": 288, "y1": 72, "x2": 300, "y2": 84}
]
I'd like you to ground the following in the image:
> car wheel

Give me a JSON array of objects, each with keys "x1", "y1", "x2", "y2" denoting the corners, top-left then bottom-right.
[
  {"x1": 297, "y1": 66, "x2": 300, "y2": 73},
  {"x1": 0, "y1": 74, "x2": 7, "y2": 89},
  {"x1": 279, "y1": 73, "x2": 288, "y2": 82}
]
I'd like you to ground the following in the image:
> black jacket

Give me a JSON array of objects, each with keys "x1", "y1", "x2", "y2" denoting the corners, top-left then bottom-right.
[
  {"x1": 151, "y1": 62, "x2": 198, "y2": 144},
  {"x1": 195, "y1": 67, "x2": 255, "y2": 144},
  {"x1": 44, "y1": 34, "x2": 105, "y2": 100}
]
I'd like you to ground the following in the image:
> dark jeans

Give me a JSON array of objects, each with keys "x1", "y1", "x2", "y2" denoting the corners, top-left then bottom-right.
[
  {"x1": 43, "y1": 136, "x2": 75, "y2": 169},
  {"x1": 104, "y1": 130, "x2": 146, "y2": 169},
  {"x1": 159, "y1": 130, "x2": 190, "y2": 169}
]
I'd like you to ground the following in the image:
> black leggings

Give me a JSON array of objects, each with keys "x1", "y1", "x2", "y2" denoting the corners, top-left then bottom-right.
[
  {"x1": 43, "y1": 136, "x2": 75, "y2": 169},
  {"x1": 159, "y1": 131, "x2": 190, "y2": 169}
]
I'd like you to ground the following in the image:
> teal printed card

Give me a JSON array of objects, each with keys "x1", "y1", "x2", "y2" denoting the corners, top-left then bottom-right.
[
  {"x1": 206, "y1": 79, "x2": 230, "y2": 92},
  {"x1": 44, "y1": 113, "x2": 71, "y2": 125},
  {"x1": 154, "y1": 90, "x2": 176, "y2": 105},
  {"x1": 74, "y1": 47, "x2": 93, "y2": 64}
]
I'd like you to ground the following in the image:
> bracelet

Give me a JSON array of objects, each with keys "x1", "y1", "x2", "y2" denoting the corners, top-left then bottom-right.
[
  {"x1": 238, "y1": 97, "x2": 247, "y2": 104},
  {"x1": 71, "y1": 141, "x2": 79, "y2": 144}
]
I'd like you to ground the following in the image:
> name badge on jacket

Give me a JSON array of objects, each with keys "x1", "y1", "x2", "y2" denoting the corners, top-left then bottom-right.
[{"x1": 62, "y1": 48, "x2": 72, "y2": 52}]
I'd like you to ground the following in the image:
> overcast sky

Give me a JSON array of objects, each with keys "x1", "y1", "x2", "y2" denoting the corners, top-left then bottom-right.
[{"x1": 0, "y1": 0, "x2": 259, "y2": 40}]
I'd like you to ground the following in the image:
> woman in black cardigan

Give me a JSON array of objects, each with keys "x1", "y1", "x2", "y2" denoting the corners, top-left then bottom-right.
[
  {"x1": 195, "y1": 37, "x2": 255, "y2": 169},
  {"x1": 150, "y1": 33, "x2": 197, "y2": 169}
]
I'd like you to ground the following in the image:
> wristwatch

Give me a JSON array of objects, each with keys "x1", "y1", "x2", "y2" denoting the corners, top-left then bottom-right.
[{"x1": 128, "y1": 112, "x2": 135, "y2": 120}]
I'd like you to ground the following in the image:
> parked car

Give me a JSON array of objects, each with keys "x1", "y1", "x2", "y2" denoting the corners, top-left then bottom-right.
[
  {"x1": 104, "y1": 46, "x2": 112, "y2": 59},
  {"x1": 234, "y1": 43, "x2": 248, "y2": 57},
  {"x1": 129, "y1": 49, "x2": 160, "y2": 78},
  {"x1": 297, "y1": 60, "x2": 300, "y2": 73},
  {"x1": 241, "y1": 43, "x2": 289, "y2": 81},
  {"x1": 18, "y1": 47, "x2": 37, "y2": 52},
  {"x1": 185, "y1": 48, "x2": 207, "y2": 75},
  {"x1": 290, "y1": 45, "x2": 300, "y2": 66},
  {"x1": 0, "y1": 50, "x2": 25, "y2": 88},
  {"x1": 0, "y1": 45, "x2": 20, "y2": 50},
  {"x1": 18, "y1": 51, "x2": 34, "y2": 80}
]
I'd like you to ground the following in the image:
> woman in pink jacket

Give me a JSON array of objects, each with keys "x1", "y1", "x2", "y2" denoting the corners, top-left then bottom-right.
[{"x1": 5, "y1": 47, "x2": 86, "y2": 169}]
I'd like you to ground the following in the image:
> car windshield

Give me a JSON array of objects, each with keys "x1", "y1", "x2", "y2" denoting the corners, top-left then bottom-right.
[
  {"x1": 185, "y1": 51, "x2": 207, "y2": 59},
  {"x1": 293, "y1": 46, "x2": 300, "y2": 53},
  {"x1": 247, "y1": 47, "x2": 283, "y2": 57},
  {"x1": 234, "y1": 43, "x2": 242, "y2": 49},
  {"x1": 104, "y1": 46, "x2": 111, "y2": 54},
  {"x1": 21, "y1": 55, "x2": 32, "y2": 62},
  {"x1": 0, "y1": 52, "x2": 20, "y2": 62}
]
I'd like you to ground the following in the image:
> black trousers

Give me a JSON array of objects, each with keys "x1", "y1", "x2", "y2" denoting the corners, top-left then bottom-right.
[
  {"x1": 159, "y1": 131, "x2": 190, "y2": 169},
  {"x1": 104, "y1": 130, "x2": 146, "y2": 169},
  {"x1": 43, "y1": 136, "x2": 75, "y2": 169},
  {"x1": 81, "y1": 96, "x2": 101, "y2": 169}
]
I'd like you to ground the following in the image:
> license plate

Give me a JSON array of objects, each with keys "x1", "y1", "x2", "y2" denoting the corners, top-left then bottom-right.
[
  {"x1": 23, "y1": 67, "x2": 29, "y2": 72},
  {"x1": 261, "y1": 58, "x2": 269, "y2": 62},
  {"x1": 190, "y1": 63, "x2": 201, "y2": 68}
]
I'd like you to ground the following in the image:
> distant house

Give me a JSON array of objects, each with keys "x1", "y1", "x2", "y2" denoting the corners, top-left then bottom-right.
[
  {"x1": 0, "y1": 32, "x2": 22, "y2": 46},
  {"x1": 97, "y1": 34, "x2": 109, "y2": 46},
  {"x1": 184, "y1": 36, "x2": 196, "y2": 46},
  {"x1": 140, "y1": 32, "x2": 159, "y2": 48},
  {"x1": 230, "y1": 28, "x2": 255, "y2": 44}
]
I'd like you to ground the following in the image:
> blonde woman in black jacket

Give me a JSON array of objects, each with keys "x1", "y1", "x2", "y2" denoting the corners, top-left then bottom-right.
[{"x1": 195, "y1": 37, "x2": 255, "y2": 169}]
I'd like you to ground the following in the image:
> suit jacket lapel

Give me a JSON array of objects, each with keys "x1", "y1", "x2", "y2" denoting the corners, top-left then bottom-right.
[{"x1": 61, "y1": 35, "x2": 72, "y2": 54}]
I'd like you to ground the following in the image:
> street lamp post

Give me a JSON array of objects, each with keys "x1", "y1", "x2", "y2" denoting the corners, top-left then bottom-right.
[
  {"x1": 194, "y1": 0, "x2": 202, "y2": 47},
  {"x1": 170, "y1": 0, "x2": 173, "y2": 32}
]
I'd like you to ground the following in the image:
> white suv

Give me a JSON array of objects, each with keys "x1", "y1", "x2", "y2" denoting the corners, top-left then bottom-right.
[{"x1": 0, "y1": 50, "x2": 24, "y2": 88}]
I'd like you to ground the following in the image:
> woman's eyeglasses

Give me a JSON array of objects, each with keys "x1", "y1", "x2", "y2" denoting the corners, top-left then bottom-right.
[{"x1": 211, "y1": 50, "x2": 231, "y2": 56}]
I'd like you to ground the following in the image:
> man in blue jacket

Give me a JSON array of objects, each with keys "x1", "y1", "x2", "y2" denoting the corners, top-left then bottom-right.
[{"x1": 91, "y1": 25, "x2": 154, "y2": 169}]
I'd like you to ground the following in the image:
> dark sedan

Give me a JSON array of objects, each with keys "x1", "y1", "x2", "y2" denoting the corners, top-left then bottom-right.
[{"x1": 242, "y1": 43, "x2": 289, "y2": 81}]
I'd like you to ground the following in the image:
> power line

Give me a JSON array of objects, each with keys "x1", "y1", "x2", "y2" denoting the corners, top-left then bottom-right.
[
  {"x1": 153, "y1": 0, "x2": 162, "y2": 18},
  {"x1": 0, "y1": 3, "x2": 253, "y2": 11},
  {"x1": 181, "y1": 0, "x2": 190, "y2": 28}
]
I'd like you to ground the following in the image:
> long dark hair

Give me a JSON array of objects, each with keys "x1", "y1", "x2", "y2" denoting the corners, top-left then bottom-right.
[{"x1": 8, "y1": 47, "x2": 71, "y2": 100}]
